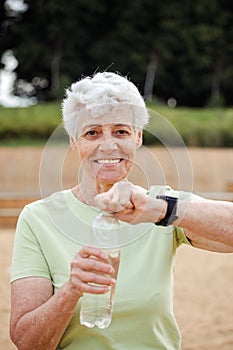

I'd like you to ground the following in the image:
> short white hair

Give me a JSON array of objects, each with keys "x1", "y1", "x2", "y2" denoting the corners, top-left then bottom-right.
[{"x1": 62, "y1": 72, "x2": 150, "y2": 139}]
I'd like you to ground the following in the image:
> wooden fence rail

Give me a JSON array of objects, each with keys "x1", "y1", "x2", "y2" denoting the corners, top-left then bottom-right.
[{"x1": 0, "y1": 194, "x2": 39, "y2": 229}]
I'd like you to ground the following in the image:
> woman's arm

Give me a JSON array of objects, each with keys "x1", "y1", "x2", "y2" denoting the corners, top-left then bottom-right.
[
  {"x1": 94, "y1": 181, "x2": 233, "y2": 252},
  {"x1": 10, "y1": 246, "x2": 115, "y2": 350},
  {"x1": 174, "y1": 199, "x2": 233, "y2": 251},
  {"x1": 10, "y1": 277, "x2": 78, "y2": 350}
]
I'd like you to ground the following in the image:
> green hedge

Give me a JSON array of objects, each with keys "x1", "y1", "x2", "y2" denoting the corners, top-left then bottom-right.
[
  {"x1": 0, "y1": 103, "x2": 62, "y2": 145},
  {"x1": 144, "y1": 106, "x2": 233, "y2": 147},
  {"x1": 0, "y1": 103, "x2": 232, "y2": 147}
]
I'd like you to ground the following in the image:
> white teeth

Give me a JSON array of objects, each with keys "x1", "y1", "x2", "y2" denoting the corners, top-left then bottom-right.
[{"x1": 97, "y1": 158, "x2": 121, "y2": 164}]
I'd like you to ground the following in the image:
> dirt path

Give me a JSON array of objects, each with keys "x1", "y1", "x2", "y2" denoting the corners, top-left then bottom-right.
[
  {"x1": 1, "y1": 230, "x2": 233, "y2": 349},
  {"x1": 174, "y1": 245, "x2": 233, "y2": 349}
]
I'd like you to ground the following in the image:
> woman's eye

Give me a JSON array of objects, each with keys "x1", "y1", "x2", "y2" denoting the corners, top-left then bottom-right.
[
  {"x1": 85, "y1": 130, "x2": 98, "y2": 137},
  {"x1": 115, "y1": 129, "x2": 130, "y2": 135}
]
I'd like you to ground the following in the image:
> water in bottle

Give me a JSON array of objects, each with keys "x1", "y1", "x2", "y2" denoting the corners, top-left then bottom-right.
[{"x1": 80, "y1": 212, "x2": 121, "y2": 329}]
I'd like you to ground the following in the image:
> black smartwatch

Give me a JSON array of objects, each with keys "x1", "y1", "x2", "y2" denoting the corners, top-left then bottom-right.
[{"x1": 155, "y1": 195, "x2": 178, "y2": 226}]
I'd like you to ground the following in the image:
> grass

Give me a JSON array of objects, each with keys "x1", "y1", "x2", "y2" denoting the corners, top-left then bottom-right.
[
  {"x1": 145, "y1": 105, "x2": 233, "y2": 147},
  {"x1": 0, "y1": 103, "x2": 232, "y2": 147},
  {"x1": 0, "y1": 103, "x2": 62, "y2": 146}
]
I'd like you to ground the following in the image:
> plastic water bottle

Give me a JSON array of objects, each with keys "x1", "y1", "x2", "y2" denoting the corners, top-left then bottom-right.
[{"x1": 80, "y1": 212, "x2": 121, "y2": 329}]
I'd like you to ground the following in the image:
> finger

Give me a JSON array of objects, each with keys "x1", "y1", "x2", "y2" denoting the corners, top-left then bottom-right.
[
  {"x1": 94, "y1": 182, "x2": 133, "y2": 212},
  {"x1": 93, "y1": 194, "x2": 110, "y2": 211},
  {"x1": 124, "y1": 202, "x2": 134, "y2": 209},
  {"x1": 94, "y1": 192, "x2": 132, "y2": 212},
  {"x1": 114, "y1": 212, "x2": 135, "y2": 223},
  {"x1": 75, "y1": 268, "x2": 116, "y2": 286},
  {"x1": 111, "y1": 182, "x2": 132, "y2": 209},
  {"x1": 75, "y1": 256, "x2": 115, "y2": 275},
  {"x1": 114, "y1": 209, "x2": 142, "y2": 224},
  {"x1": 78, "y1": 246, "x2": 108, "y2": 260},
  {"x1": 77, "y1": 280, "x2": 111, "y2": 295},
  {"x1": 114, "y1": 208, "x2": 134, "y2": 217}
]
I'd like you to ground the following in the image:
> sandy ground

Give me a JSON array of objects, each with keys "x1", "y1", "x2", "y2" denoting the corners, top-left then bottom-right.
[
  {"x1": 1, "y1": 229, "x2": 233, "y2": 350},
  {"x1": 1, "y1": 230, "x2": 17, "y2": 350}
]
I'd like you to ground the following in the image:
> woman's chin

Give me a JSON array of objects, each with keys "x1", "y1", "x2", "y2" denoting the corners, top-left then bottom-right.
[{"x1": 95, "y1": 171, "x2": 127, "y2": 186}]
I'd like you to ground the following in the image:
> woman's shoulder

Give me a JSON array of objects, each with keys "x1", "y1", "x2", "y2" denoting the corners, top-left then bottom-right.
[{"x1": 21, "y1": 190, "x2": 71, "y2": 218}]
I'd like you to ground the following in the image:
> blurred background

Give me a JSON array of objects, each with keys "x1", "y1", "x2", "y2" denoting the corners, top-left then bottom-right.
[
  {"x1": 0, "y1": 1, "x2": 232, "y2": 349},
  {"x1": 1, "y1": 0, "x2": 233, "y2": 106}
]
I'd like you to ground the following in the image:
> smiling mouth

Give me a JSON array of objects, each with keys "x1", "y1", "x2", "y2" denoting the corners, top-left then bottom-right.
[{"x1": 95, "y1": 158, "x2": 123, "y2": 164}]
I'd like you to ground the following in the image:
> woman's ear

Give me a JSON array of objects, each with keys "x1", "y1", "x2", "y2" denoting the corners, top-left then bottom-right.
[
  {"x1": 136, "y1": 130, "x2": 143, "y2": 149},
  {"x1": 69, "y1": 136, "x2": 78, "y2": 151}
]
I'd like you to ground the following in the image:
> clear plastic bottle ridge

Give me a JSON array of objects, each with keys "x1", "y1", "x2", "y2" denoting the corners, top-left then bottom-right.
[{"x1": 80, "y1": 212, "x2": 121, "y2": 329}]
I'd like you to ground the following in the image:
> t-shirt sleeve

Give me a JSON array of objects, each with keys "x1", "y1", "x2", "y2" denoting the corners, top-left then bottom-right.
[
  {"x1": 173, "y1": 226, "x2": 192, "y2": 248},
  {"x1": 11, "y1": 206, "x2": 51, "y2": 283}
]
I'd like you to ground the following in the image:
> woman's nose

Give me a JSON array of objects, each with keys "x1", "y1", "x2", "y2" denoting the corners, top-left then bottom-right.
[{"x1": 98, "y1": 137, "x2": 118, "y2": 153}]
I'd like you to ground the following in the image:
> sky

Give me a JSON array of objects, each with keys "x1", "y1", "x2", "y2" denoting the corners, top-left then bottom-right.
[{"x1": 0, "y1": 1, "x2": 35, "y2": 107}]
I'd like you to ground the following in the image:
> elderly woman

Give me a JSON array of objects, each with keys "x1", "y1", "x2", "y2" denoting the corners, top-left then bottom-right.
[{"x1": 10, "y1": 72, "x2": 233, "y2": 350}]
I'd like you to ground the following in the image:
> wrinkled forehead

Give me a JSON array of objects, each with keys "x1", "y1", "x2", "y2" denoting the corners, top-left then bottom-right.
[{"x1": 77, "y1": 106, "x2": 135, "y2": 136}]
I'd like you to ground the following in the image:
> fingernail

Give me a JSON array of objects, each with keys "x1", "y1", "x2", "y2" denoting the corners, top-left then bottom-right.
[
  {"x1": 110, "y1": 278, "x2": 116, "y2": 285},
  {"x1": 101, "y1": 252, "x2": 108, "y2": 259}
]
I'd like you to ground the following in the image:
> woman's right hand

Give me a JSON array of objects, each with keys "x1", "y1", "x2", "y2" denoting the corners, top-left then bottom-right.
[
  {"x1": 10, "y1": 246, "x2": 115, "y2": 350},
  {"x1": 68, "y1": 246, "x2": 116, "y2": 297}
]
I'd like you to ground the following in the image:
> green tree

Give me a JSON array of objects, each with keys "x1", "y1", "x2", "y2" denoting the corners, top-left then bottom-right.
[
  {"x1": 1, "y1": 0, "x2": 232, "y2": 106},
  {"x1": 150, "y1": 0, "x2": 233, "y2": 106}
]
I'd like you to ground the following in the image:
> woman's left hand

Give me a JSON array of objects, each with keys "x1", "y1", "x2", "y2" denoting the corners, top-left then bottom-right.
[{"x1": 94, "y1": 181, "x2": 166, "y2": 224}]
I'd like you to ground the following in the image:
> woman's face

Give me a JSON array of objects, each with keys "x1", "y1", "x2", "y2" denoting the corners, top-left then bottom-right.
[{"x1": 72, "y1": 109, "x2": 142, "y2": 189}]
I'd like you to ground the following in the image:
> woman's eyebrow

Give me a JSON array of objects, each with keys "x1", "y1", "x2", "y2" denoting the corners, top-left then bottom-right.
[
  {"x1": 81, "y1": 123, "x2": 131, "y2": 132},
  {"x1": 113, "y1": 124, "x2": 131, "y2": 127},
  {"x1": 81, "y1": 124, "x2": 100, "y2": 132}
]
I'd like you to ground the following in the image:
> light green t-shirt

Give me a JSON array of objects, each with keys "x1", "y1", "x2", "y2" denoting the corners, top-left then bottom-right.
[{"x1": 11, "y1": 186, "x2": 192, "y2": 350}]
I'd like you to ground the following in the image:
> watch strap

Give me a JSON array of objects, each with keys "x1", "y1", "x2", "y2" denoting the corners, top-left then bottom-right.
[{"x1": 155, "y1": 195, "x2": 178, "y2": 226}]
